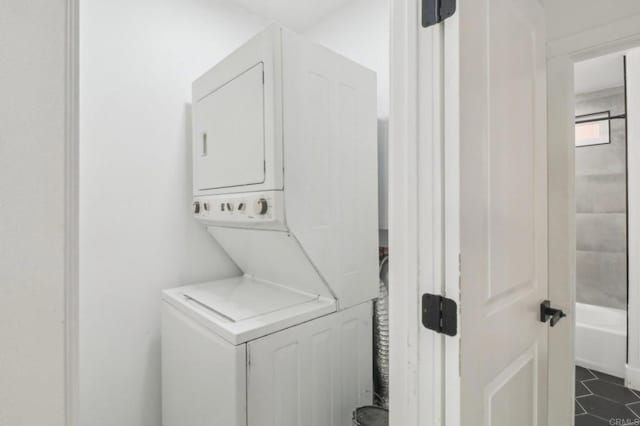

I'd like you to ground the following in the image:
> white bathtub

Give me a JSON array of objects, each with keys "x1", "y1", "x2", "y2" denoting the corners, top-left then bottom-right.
[{"x1": 575, "y1": 302, "x2": 627, "y2": 377}]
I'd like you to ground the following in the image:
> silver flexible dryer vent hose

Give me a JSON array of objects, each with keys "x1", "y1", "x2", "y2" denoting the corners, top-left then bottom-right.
[{"x1": 373, "y1": 255, "x2": 389, "y2": 408}]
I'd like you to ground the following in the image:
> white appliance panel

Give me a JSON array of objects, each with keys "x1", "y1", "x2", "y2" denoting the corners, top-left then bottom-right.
[
  {"x1": 191, "y1": 25, "x2": 378, "y2": 310},
  {"x1": 207, "y1": 226, "x2": 335, "y2": 300},
  {"x1": 280, "y1": 29, "x2": 379, "y2": 309},
  {"x1": 192, "y1": 26, "x2": 283, "y2": 196},
  {"x1": 194, "y1": 63, "x2": 265, "y2": 191},
  {"x1": 247, "y1": 302, "x2": 373, "y2": 426},
  {"x1": 182, "y1": 276, "x2": 316, "y2": 322},
  {"x1": 194, "y1": 190, "x2": 286, "y2": 229},
  {"x1": 162, "y1": 278, "x2": 336, "y2": 345},
  {"x1": 161, "y1": 303, "x2": 246, "y2": 426},
  {"x1": 164, "y1": 25, "x2": 378, "y2": 426}
]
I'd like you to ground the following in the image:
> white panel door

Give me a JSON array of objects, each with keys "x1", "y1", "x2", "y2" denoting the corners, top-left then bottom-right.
[
  {"x1": 246, "y1": 304, "x2": 372, "y2": 426},
  {"x1": 452, "y1": 0, "x2": 550, "y2": 424},
  {"x1": 194, "y1": 63, "x2": 265, "y2": 191}
]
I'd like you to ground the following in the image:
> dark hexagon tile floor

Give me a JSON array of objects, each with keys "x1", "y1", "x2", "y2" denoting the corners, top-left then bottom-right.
[
  {"x1": 592, "y1": 370, "x2": 626, "y2": 387},
  {"x1": 629, "y1": 401, "x2": 640, "y2": 418},
  {"x1": 576, "y1": 366, "x2": 640, "y2": 425},
  {"x1": 576, "y1": 400, "x2": 586, "y2": 415},
  {"x1": 575, "y1": 414, "x2": 612, "y2": 425},
  {"x1": 577, "y1": 366, "x2": 598, "y2": 382},
  {"x1": 578, "y1": 395, "x2": 638, "y2": 422},
  {"x1": 577, "y1": 381, "x2": 592, "y2": 397},
  {"x1": 575, "y1": 413, "x2": 613, "y2": 426},
  {"x1": 584, "y1": 380, "x2": 640, "y2": 404}
]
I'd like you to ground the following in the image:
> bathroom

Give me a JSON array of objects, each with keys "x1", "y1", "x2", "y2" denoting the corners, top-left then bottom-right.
[{"x1": 573, "y1": 51, "x2": 640, "y2": 422}]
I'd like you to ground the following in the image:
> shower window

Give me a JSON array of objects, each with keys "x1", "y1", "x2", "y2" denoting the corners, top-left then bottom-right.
[{"x1": 575, "y1": 111, "x2": 611, "y2": 147}]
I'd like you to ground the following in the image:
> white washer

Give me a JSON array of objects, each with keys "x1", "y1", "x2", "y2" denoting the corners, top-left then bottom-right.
[
  {"x1": 162, "y1": 281, "x2": 372, "y2": 426},
  {"x1": 162, "y1": 24, "x2": 378, "y2": 426}
]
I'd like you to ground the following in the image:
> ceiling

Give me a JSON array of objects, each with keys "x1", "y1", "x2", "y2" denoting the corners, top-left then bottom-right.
[
  {"x1": 227, "y1": 0, "x2": 356, "y2": 31},
  {"x1": 574, "y1": 52, "x2": 625, "y2": 95}
]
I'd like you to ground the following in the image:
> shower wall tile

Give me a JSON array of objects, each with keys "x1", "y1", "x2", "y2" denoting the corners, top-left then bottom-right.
[
  {"x1": 575, "y1": 146, "x2": 626, "y2": 176},
  {"x1": 576, "y1": 213, "x2": 627, "y2": 253},
  {"x1": 576, "y1": 173, "x2": 627, "y2": 214},
  {"x1": 576, "y1": 87, "x2": 626, "y2": 116},
  {"x1": 576, "y1": 251, "x2": 627, "y2": 310},
  {"x1": 575, "y1": 87, "x2": 627, "y2": 311}
]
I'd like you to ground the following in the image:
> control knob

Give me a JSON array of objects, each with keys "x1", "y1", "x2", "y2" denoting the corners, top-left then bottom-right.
[
  {"x1": 192, "y1": 201, "x2": 200, "y2": 214},
  {"x1": 255, "y1": 198, "x2": 268, "y2": 215}
]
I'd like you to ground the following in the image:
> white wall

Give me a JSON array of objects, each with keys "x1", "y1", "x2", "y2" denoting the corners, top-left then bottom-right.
[
  {"x1": 574, "y1": 52, "x2": 625, "y2": 95},
  {"x1": 0, "y1": 1, "x2": 71, "y2": 425},
  {"x1": 544, "y1": 0, "x2": 640, "y2": 42},
  {"x1": 79, "y1": 2, "x2": 267, "y2": 425},
  {"x1": 223, "y1": 0, "x2": 354, "y2": 32},
  {"x1": 305, "y1": 0, "x2": 390, "y2": 233}
]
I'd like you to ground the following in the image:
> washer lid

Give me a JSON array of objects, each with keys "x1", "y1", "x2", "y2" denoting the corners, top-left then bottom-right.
[
  {"x1": 162, "y1": 276, "x2": 336, "y2": 345},
  {"x1": 181, "y1": 276, "x2": 315, "y2": 323}
]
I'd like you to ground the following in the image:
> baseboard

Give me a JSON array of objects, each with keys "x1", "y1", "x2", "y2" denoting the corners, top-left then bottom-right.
[
  {"x1": 626, "y1": 365, "x2": 640, "y2": 390},
  {"x1": 577, "y1": 358, "x2": 625, "y2": 378}
]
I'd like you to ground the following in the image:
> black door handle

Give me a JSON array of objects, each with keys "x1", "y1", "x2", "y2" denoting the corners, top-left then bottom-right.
[{"x1": 540, "y1": 300, "x2": 566, "y2": 327}]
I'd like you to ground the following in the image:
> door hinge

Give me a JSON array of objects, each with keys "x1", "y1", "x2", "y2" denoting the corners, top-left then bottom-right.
[
  {"x1": 422, "y1": 0, "x2": 456, "y2": 28},
  {"x1": 422, "y1": 293, "x2": 457, "y2": 336}
]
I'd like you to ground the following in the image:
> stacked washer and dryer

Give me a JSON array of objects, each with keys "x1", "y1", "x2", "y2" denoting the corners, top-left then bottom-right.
[{"x1": 161, "y1": 25, "x2": 378, "y2": 426}]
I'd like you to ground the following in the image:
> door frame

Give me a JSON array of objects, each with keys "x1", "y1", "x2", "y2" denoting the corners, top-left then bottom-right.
[
  {"x1": 388, "y1": 2, "x2": 640, "y2": 426},
  {"x1": 64, "y1": 0, "x2": 79, "y2": 425},
  {"x1": 388, "y1": 0, "x2": 459, "y2": 425},
  {"x1": 546, "y1": 14, "x2": 640, "y2": 426},
  {"x1": 388, "y1": 0, "x2": 432, "y2": 423},
  {"x1": 627, "y1": 50, "x2": 640, "y2": 390}
]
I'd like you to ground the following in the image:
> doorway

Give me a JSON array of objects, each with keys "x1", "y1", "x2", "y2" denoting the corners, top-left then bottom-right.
[{"x1": 572, "y1": 52, "x2": 640, "y2": 424}]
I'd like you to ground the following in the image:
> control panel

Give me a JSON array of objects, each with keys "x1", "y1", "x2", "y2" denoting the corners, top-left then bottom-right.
[{"x1": 192, "y1": 190, "x2": 285, "y2": 229}]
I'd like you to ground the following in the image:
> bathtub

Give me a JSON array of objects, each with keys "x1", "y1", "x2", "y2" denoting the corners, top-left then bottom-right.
[{"x1": 575, "y1": 302, "x2": 627, "y2": 377}]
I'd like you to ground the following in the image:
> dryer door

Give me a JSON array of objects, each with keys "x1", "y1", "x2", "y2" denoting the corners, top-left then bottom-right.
[{"x1": 194, "y1": 62, "x2": 265, "y2": 191}]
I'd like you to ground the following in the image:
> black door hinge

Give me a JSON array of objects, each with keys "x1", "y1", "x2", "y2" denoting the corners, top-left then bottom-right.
[
  {"x1": 422, "y1": 0, "x2": 456, "y2": 28},
  {"x1": 422, "y1": 293, "x2": 457, "y2": 336}
]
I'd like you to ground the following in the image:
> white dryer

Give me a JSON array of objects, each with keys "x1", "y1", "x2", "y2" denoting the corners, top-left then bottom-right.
[{"x1": 162, "y1": 24, "x2": 378, "y2": 426}]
